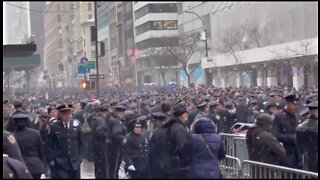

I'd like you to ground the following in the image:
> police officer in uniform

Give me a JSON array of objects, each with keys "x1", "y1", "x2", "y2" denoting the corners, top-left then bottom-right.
[
  {"x1": 107, "y1": 105, "x2": 127, "y2": 179},
  {"x1": 91, "y1": 104, "x2": 110, "y2": 179},
  {"x1": 12, "y1": 112, "x2": 45, "y2": 179},
  {"x1": 149, "y1": 112, "x2": 171, "y2": 179},
  {"x1": 296, "y1": 101, "x2": 318, "y2": 172},
  {"x1": 123, "y1": 119, "x2": 150, "y2": 179},
  {"x1": 3, "y1": 154, "x2": 33, "y2": 179},
  {"x1": 272, "y1": 94, "x2": 302, "y2": 169},
  {"x1": 3, "y1": 130, "x2": 25, "y2": 163},
  {"x1": 47, "y1": 104, "x2": 84, "y2": 179},
  {"x1": 162, "y1": 103, "x2": 191, "y2": 179}
]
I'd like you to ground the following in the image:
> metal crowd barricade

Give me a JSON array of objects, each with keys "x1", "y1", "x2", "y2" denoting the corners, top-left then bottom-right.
[
  {"x1": 241, "y1": 160, "x2": 318, "y2": 179},
  {"x1": 219, "y1": 133, "x2": 248, "y2": 162},
  {"x1": 220, "y1": 155, "x2": 242, "y2": 179}
]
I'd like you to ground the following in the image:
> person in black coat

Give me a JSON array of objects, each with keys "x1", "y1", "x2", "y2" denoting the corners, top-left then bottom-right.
[
  {"x1": 296, "y1": 101, "x2": 318, "y2": 173},
  {"x1": 3, "y1": 130, "x2": 25, "y2": 163},
  {"x1": 90, "y1": 104, "x2": 110, "y2": 179},
  {"x1": 3, "y1": 154, "x2": 33, "y2": 179},
  {"x1": 47, "y1": 104, "x2": 84, "y2": 179},
  {"x1": 149, "y1": 112, "x2": 171, "y2": 179},
  {"x1": 272, "y1": 94, "x2": 302, "y2": 169},
  {"x1": 123, "y1": 119, "x2": 150, "y2": 179},
  {"x1": 107, "y1": 105, "x2": 128, "y2": 179},
  {"x1": 162, "y1": 103, "x2": 191, "y2": 179},
  {"x1": 246, "y1": 113, "x2": 286, "y2": 166},
  {"x1": 12, "y1": 112, "x2": 45, "y2": 179},
  {"x1": 74, "y1": 100, "x2": 87, "y2": 125}
]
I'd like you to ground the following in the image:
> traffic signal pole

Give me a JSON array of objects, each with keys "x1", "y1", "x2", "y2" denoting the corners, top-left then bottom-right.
[{"x1": 94, "y1": 2, "x2": 100, "y2": 98}]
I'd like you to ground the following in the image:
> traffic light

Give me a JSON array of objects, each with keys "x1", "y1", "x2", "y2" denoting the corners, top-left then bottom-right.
[{"x1": 81, "y1": 80, "x2": 90, "y2": 90}]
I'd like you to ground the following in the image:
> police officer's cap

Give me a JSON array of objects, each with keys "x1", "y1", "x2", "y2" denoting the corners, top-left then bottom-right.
[
  {"x1": 109, "y1": 100, "x2": 118, "y2": 107},
  {"x1": 197, "y1": 101, "x2": 208, "y2": 108},
  {"x1": 224, "y1": 102, "x2": 233, "y2": 109},
  {"x1": 173, "y1": 103, "x2": 188, "y2": 117},
  {"x1": 265, "y1": 101, "x2": 280, "y2": 110},
  {"x1": 254, "y1": 113, "x2": 273, "y2": 126},
  {"x1": 114, "y1": 105, "x2": 126, "y2": 111},
  {"x1": 269, "y1": 92, "x2": 277, "y2": 97},
  {"x1": 119, "y1": 100, "x2": 128, "y2": 106},
  {"x1": 208, "y1": 101, "x2": 218, "y2": 108},
  {"x1": 141, "y1": 100, "x2": 150, "y2": 107},
  {"x1": 250, "y1": 100, "x2": 258, "y2": 105},
  {"x1": 128, "y1": 119, "x2": 142, "y2": 128},
  {"x1": 11, "y1": 112, "x2": 30, "y2": 119},
  {"x1": 284, "y1": 94, "x2": 299, "y2": 104},
  {"x1": 56, "y1": 104, "x2": 73, "y2": 112},
  {"x1": 299, "y1": 107, "x2": 309, "y2": 117},
  {"x1": 129, "y1": 103, "x2": 137, "y2": 109},
  {"x1": 137, "y1": 115, "x2": 148, "y2": 122},
  {"x1": 99, "y1": 104, "x2": 109, "y2": 112},
  {"x1": 152, "y1": 112, "x2": 167, "y2": 120},
  {"x1": 13, "y1": 100, "x2": 23, "y2": 107},
  {"x1": 307, "y1": 101, "x2": 318, "y2": 111},
  {"x1": 305, "y1": 94, "x2": 315, "y2": 100}
]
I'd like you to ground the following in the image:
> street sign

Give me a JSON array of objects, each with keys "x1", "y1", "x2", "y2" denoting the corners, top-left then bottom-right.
[
  {"x1": 77, "y1": 66, "x2": 90, "y2": 75},
  {"x1": 89, "y1": 74, "x2": 105, "y2": 79},
  {"x1": 86, "y1": 61, "x2": 96, "y2": 69},
  {"x1": 80, "y1": 57, "x2": 89, "y2": 65}
]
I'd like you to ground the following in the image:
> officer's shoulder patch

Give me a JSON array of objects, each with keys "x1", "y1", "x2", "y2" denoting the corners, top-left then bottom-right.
[
  {"x1": 73, "y1": 120, "x2": 80, "y2": 127},
  {"x1": 7, "y1": 134, "x2": 16, "y2": 144}
]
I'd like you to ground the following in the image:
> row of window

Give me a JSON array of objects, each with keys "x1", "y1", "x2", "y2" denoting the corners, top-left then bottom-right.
[
  {"x1": 135, "y1": 3, "x2": 177, "y2": 20},
  {"x1": 135, "y1": 20, "x2": 178, "y2": 35}
]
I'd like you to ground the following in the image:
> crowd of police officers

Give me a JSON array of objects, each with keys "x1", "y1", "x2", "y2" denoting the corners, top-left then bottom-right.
[{"x1": 3, "y1": 85, "x2": 318, "y2": 179}]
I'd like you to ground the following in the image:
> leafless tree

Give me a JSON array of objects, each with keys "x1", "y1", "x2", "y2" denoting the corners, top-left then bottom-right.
[
  {"x1": 216, "y1": 24, "x2": 249, "y2": 86},
  {"x1": 164, "y1": 33, "x2": 202, "y2": 87},
  {"x1": 143, "y1": 47, "x2": 172, "y2": 86}
]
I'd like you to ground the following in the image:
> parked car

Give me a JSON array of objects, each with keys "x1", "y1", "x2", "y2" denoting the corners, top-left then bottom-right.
[{"x1": 230, "y1": 123, "x2": 254, "y2": 135}]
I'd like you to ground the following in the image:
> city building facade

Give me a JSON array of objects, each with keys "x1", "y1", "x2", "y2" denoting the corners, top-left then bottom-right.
[
  {"x1": 202, "y1": 2, "x2": 318, "y2": 89},
  {"x1": 133, "y1": 1, "x2": 179, "y2": 86}
]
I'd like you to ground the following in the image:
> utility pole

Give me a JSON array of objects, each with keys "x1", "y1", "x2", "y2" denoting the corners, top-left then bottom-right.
[{"x1": 94, "y1": 1, "x2": 100, "y2": 98}]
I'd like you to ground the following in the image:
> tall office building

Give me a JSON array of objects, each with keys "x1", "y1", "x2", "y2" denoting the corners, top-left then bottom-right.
[{"x1": 133, "y1": 2, "x2": 179, "y2": 86}]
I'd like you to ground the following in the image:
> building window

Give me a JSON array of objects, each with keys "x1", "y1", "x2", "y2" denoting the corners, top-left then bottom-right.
[
  {"x1": 88, "y1": 14, "x2": 92, "y2": 19},
  {"x1": 153, "y1": 21, "x2": 163, "y2": 30},
  {"x1": 88, "y1": 3, "x2": 92, "y2": 11},
  {"x1": 70, "y1": 15, "x2": 75, "y2": 21},
  {"x1": 57, "y1": 4, "x2": 60, "y2": 11},
  {"x1": 70, "y1": 3, "x2": 74, "y2": 10},
  {"x1": 91, "y1": 40, "x2": 95, "y2": 46},
  {"x1": 135, "y1": 20, "x2": 177, "y2": 35},
  {"x1": 134, "y1": 4, "x2": 149, "y2": 19},
  {"x1": 83, "y1": 39, "x2": 86, "y2": 47},
  {"x1": 164, "y1": 20, "x2": 177, "y2": 30},
  {"x1": 84, "y1": 51, "x2": 86, "y2": 57}
]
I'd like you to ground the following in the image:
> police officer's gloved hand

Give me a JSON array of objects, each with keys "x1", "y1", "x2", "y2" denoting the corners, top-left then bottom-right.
[{"x1": 128, "y1": 165, "x2": 135, "y2": 171}]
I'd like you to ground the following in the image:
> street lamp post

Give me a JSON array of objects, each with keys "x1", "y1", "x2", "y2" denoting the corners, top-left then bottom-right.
[
  {"x1": 94, "y1": 1, "x2": 100, "y2": 98},
  {"x1": 184, "y1": 10, "x2": 208, "y2": 57}
]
